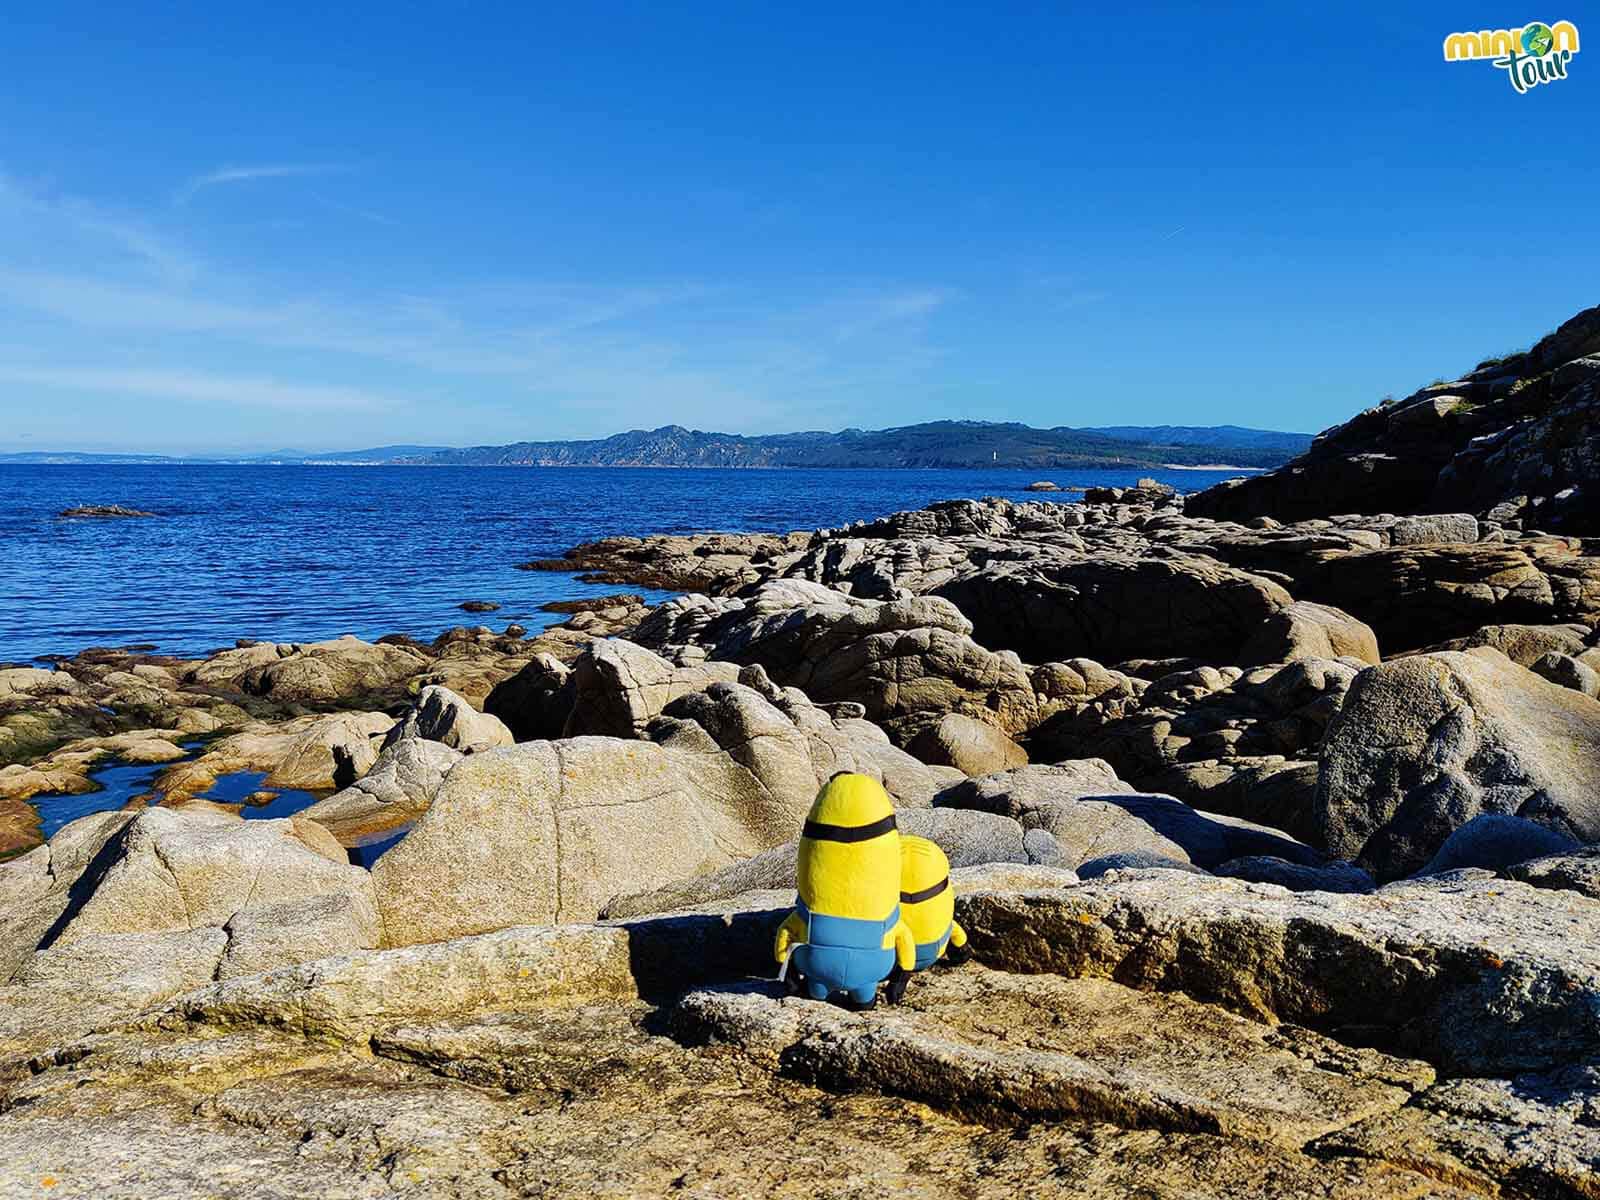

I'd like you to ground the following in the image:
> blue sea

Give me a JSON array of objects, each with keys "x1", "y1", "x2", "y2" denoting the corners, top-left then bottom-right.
[{"x1": 0, "y1": 464, "x2": 1248, "y2": 663}]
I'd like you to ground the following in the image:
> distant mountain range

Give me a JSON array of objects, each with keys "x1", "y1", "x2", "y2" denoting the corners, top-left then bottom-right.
[{"x1": 0, "y1": 422, "x2": 1313, "y2": 470}]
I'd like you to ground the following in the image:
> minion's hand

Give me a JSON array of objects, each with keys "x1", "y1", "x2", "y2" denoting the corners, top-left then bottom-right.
[
  {"x1": 891, "y1": 919, "x2": 916, "y2": 971},
  {"x1": 773, "y1": 911, "x2": 807, "y2": 963},
  {"x1": 944, "y1": 921, "x2": 973, "y2": 967}
]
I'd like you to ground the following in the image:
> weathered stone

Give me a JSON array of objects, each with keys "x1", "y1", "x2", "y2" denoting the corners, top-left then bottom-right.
[
  {"x1": 601, "y1": 806, "x2": 1054, "y2": 919},
  {"x1": 562, "y1": 638, "x2": 738, "y2": 737},
  {"x1": 1507, "y1": 845, "x2": 1600, "y2": 899},
  {"x1": 1317, "y1": 648, "x2": 1600, "y2": 879},
  {"x1": 675, "y1": 968, "x2": 1429, "y2": 1146},
  {"x1": 934, "y1": 760, "x2": 1132, "y2": 817},
  {"x1": 380, "y1": 684, "x2": 514, "y2": 753},
  {"x1": 298, "y1": 736, "x2": 462, "y2": 843},
  {"x1": 906, "y1": 712, "x2": 1028, "y2": 776},
  {"x1": 959, "y1": 870, "x2": 1600, "y2": 1075},
  {"x1": 1077, "y1": 852, "x2": 1206, "y2": 879},
  {"x1": 46, "y1": 806, "x2": 368, "y2": 947},
  {"x1": 218, "y1": 891, "x2": 381, "y2": 981},
  {"x1": 1214, "y1": 855, "x2": 1375, "y2": 893},
  {"x1": 1418, "y1": 812, "x2": 1581, "y2": 876},
  {"x1": 1531, "y1": 649, "x2": 1600, "y2": 696},
  {"x1": 935, "y1": 549, "x2": 1292, "y2": 665},
  {"x1": 637, "y1": 580, "x2": 1045, "y2": 737},
  {"x1": 1237, "y1": 601, "x2": 1380, "y2": 667}
]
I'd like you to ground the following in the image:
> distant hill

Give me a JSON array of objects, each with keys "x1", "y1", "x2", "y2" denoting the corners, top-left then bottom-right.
[
  {"x1": 399, "y1": 421, "x2": 1312, "y2": 469},
  {"x1": 0, "y1": 422, "x2": 1313, "y2": 470}
]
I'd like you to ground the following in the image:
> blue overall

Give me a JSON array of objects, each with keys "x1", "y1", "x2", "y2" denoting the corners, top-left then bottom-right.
[
  {"x1": 787, "y1": 897, "x2": 901, "y2": 1005},
  {"x1": 913, "y1": 922, "x2": 953, "y2": 971}
]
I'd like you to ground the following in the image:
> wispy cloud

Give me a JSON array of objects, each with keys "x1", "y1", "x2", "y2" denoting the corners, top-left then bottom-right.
[
  {"x1": 0, "y1": 171, "x2": 959, "y2": 444},
  {"x1": 0, "y1": 365, "x2": 390, "y2": 412},
  {"x1": 310, "y1": 192, "x2": 400, "y2": 228},
  {"x1": 176, "y1": 163, "x2": 353, "y2": 204}
]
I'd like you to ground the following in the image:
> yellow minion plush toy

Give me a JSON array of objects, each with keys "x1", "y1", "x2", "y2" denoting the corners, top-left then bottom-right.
[
  {"x1": 886, "y1": 834, "x2": 969, "y2": 1002},
  {"x1": 773, "y1": 773, "x2": 915, "y2": 1009}
]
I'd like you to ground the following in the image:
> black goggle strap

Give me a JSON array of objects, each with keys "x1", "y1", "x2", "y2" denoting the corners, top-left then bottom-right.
[
  {"x1": 802, "y1": 813, "x2": 897, "y2": 843},
  {"x1": 900, "y1": 875, "x2": 950, "y2": 905}
]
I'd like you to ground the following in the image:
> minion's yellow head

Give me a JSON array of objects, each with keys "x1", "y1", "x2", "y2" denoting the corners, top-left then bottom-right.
[
  {"x1": 796, "y1": 773, "x2": 901, "y2": 920},
  {"x1": 898, "y1": 834, "x2": 955, "y2": 945}
]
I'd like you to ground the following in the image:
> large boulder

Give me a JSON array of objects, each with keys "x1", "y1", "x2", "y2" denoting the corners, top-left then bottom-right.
[
  {"x1": 934, "y1": 548, "x2": 1292, "y2": 665},
  {"x1": 1187, "y1": 304, "x2": 1600, "y2": 531},
  {"x1": 905, "y1": 712, "x2": 1027, "y2": 776},
  {"x1": 298, "y1": 736, "x2": 463, "y2": 843},
  {"x1": 562, "y1": 639, "x2": 738, "y2": 737},
  {"x1": 1421, "y1": 621, "x2": 1594, "y2": 666},
  {"x1": 0, "y1": 806, "x2": 376, "y2": 989},
  {"x1": 1507, "y1": 845, "x2": 1600, "y2": 900},
  {"x1": 934, "y1": 760, "x2": 1132, "y2": 816},
  {"x1": 483, "y1": 653, "x2": 573, "y2": 742},
  {"x1": 959, "y1": 869, "x2": 1600, "y2": 1076},
  {"x1": 46, "y1": 807, "x2": 366, "y2": 946},
  {"x1": 939, "y1": 765, "x2": 1317, "y2": 871},
  {"x1": 1237, "y1": 601, "x2": 1380, "y2": 667},
  {"x1": 1417, "y1": 813, "x2": 1581, "y2": 876},
  {"x1": 381, "y1": 684, "x2": 514, "y2": 753},
  {"x1": 1316, "y1": 648, "x2": 1600, "y2": 879},
  {"x1": 1030, "y1": 658, "x2": 1359, "y2": 837},
  {"x1": 601, "y1": 806, "x2": 1062, "y2": 919},
  {"x1": 371, "y1": 676, "x2": 959, "y2": 943},
  {"x1": 236, "y1": 635, "x2": 430, "y2": 702}
]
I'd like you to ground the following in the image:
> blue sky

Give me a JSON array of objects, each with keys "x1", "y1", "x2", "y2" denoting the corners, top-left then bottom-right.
[{"x1": 0, "y1": 3, "x2": 1595, "y2": 453}]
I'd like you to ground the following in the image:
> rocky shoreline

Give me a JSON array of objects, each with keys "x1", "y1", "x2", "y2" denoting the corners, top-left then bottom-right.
[{"x1": 2, "y1": 306, "x2": 1599, "y2": 1196}]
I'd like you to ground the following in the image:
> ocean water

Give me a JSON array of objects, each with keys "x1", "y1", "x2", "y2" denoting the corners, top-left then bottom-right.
[{"x1": 0, "y1": 464, "x2": 1249, "y2": 662}]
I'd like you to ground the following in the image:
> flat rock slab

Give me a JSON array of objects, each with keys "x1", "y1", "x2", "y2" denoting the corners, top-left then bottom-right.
[
  {"x1": 958, "y1": 871, "x2": 1600, "y2": 1075},
  {"x1": 674, "y1": 969, "x2": 1430, "y2": 1149},
  {"x1": 1, "y1": 991, "x2": 1483, "y2": 1200}
]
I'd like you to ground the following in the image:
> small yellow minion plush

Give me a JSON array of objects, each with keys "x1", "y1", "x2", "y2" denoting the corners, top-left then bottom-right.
[
  {"x1": 773, "y1": 773, "x2": 915, "y2": 1009},
  {"x1": 885, "y1": 835, "x2": 969, "y2": 1003}
]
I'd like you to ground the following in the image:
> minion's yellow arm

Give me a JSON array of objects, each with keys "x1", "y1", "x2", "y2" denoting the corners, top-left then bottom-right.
[
  {"x1": 889, "y1": 917, "x2": 916, "y2": 971},
  {"x1": 773, "y1": 910, "x2": 808, "y2": 963},
  {"x1": 949, "y1": 919, "x2": 968, "y2": 949}
]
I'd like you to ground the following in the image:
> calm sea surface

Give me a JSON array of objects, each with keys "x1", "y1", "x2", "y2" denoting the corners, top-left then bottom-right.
[{"x1": 0, "y1": 464, "x2": 1249, "y2": 663}]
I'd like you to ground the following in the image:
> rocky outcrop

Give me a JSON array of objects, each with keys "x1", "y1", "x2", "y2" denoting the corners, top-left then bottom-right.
[
  {"x1": 905, "y1": 712, "x2": 1028, "y2": 775},
  {"x1": 1189, "y1": 304, "x2": 1600, "y2": 531},
  {"x1": 601, "y1": 808, "x2": 1066, "y2": 919},
  {"x1": 1032, "y1": 657, "x2": 1360, "y2": 841},
  {"x1": 298, "y1": 736, "x2": 463, "y2": 843},
  {"x1": 187, "y1": 635, "x2": 431, "y2": 703},
  {"x1": 934, "y1": 547, "x2": 1292, "y2": 665},
  {"x1": 1418, "y1": 812, "x2": 1580, "y2": 876},
  {"x1": 370, "y1": 675, "x2": 959, "y2": 941},
  {"x1": 561, "y1": 638, "x2": 739, "y2": 737},
  {"x1": 155, "y1": 710, "x2": 394, "y2": 799},
  {"x1": 1293, "y1": 537, "x2": 1600, "y2": 651},
  {"x1": 0, "y1": 806, "x2": 374, "y2": 991},
  {"x1": 529, "y1": 529, "x2": 812, "y2": 593},
  {"x1": 1316, "y1": 648, "x2": 1600, "y2": 879},
  {"x1": 636, "y1": 580, "x2": 1049, "y2": 737},
  {"x1": 380, "y1": 684, "x2": 514, "y2": 753},
  {"x1": 960, "y1": 870, "x2": 1600, "y2": 1076},
  {"x1": 1508, "y1": 845, "x2": 1600, "y2": 899},
  {"x1": 1, "y1": 866, "x2": 1591, "y2": 1197},
  {"x1": 1236, "y1": 600, "x2": 1379, "y2": 667}
]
